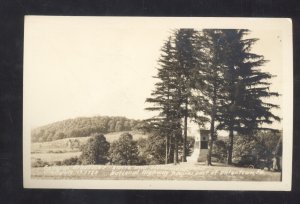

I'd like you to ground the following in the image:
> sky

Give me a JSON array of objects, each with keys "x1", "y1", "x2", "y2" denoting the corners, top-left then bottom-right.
[{"x1": 24, "y1": 17, "x2": 283, "y2": 131}]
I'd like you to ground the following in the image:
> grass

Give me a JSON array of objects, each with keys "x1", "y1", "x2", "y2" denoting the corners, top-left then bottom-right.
[
  {"x1": 31, "y1": 137, "x2": 88, "y2": 154},
  {"x1": 31, "y1": 131, "x2": 147, "y2": 153},
  {"x1": 31, "y1": 131, "x2": 148, "y2": 163},
  {"x1": 31, "y1": 162, "x2": 281, "y2": 181},
  {"x1": 31, "y1": 152, "x2": 82, "y2": 163}
]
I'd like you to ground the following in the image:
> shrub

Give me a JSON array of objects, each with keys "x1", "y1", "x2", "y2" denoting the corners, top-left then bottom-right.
[
  {"x1": 61, "y1": 157, "x2": 81, "y2": 165},
  {"x1": 212, "y1": 139, "x2": 227, "y2": 163},
  {"x1": 54, "y1": 161, "x2": 62, "y2": 166},
  {"x1": 136, "y1": 137, "x2": 153, "y2": 165},
  {"x1": 232, "y1": 131, "x2": 281, "y2": 161},
  {"x1": 31, "y1": 158, "x2": 50, "y2": 167},
  {"x1": 136, "y1": 134, "x2": 165, "y2": 165}
]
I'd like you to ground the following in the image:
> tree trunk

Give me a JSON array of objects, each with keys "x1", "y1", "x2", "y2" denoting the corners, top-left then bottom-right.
[
  {"x1": 227, "y1": 128, "x2": 234, "y2": 165},
  {"x1": 174, "y1": 133, "x2": 178, "y2": 165},
  {"x1": 207, "y1": 85, "x2": 216, "y2": 166},
  {"x1": 207, "y1": 139, "x2": 214, "y2": 166},
  {"x1": 168, "y1": 136, "x2": 172, "y2": 163},
  {"x1": 165, "y1": 135, "x2": 169, "y2": 164},
  {"x1": 227, "y1": 81, "x2": 236, "y2": 165},
  {"x1": 207, "y1": 115, "x2": 215, "y2": 166},
  {"x1": 182, "y1": 100, "x2": 188, "y2": 162}
]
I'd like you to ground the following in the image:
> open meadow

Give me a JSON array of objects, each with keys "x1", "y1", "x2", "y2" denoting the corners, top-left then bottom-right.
[{"x1": 31, "y1": 131, "x2": 147, "y2": 163}]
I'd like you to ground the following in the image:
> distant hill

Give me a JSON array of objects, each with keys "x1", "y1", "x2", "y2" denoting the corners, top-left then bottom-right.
[{"x1": 31, "y1": 116, "x2": 144, "y2": 143}]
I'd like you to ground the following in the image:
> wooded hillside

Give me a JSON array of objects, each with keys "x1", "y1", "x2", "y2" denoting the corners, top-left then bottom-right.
[{"x1": 31, "y1": 116, "x2": 143, "y2": 142}]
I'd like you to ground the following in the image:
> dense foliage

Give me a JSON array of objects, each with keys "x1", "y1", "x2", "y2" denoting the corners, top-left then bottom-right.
[
  {"x1": 145, "y1": 30, "x2": 202, "y2": 164},
  {"x1": 59, "y1": 157, "x2": 81, "y2": 166},
  {"x1": 232, "y1": 131, "x2": 282, "y2": 161},
  {"x1": 136, "y1": 134, "x2": 167, "y2": 165},
  {"x1": 31, "y1": 116, "x2": 142, "y2": 142},
  {"x1": 31, "y1": 158, "x2": 50, "y2": 168},
  {"x1": 31, "y1": 130, "x2": 280, "y2": 167},
  {"x1": 212, "y1": 139, "x2": 228, "y2": 163},
  {"x1": 211, "y1": 130, "x2": 282, "y2": 163},
  {"x1": 109, "y1": 133, "x2": 140, "y2": 165},
  {"x1": 145, "y1": 28, "x2": 280, "y2": 165},
  {"x1": 79, "y1": 133, "x2": 110, "y2": 165}
]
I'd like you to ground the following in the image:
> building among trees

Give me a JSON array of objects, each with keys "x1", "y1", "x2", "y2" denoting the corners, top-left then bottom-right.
[{"x1": 187, "y1": 129, "x2": 210, "y2": 162}]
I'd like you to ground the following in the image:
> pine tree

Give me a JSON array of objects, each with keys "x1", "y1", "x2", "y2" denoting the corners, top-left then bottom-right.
[
  {"x1": 173, "y1": 29, "x2": 199, "y2": 162},
  {"x1": 191, "y1": 29, "x2": 228, "y2": 165},
  {"x1": 215, "y1": 29, "x2": 280, "y2": 164},
  {"x1": 191, "y1": 29, "x2": 280, "y2": 165},
  {"x1": 145, "y1": 29, "x2": 200, "y2": 164},
  {"x1": 145, "y1": 36, "x2": 182, "y2": 164}
]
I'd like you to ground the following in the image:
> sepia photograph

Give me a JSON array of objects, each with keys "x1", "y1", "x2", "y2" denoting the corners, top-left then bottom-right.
[{"x1": 23, "y1": 17, "x2": 293, "y2": 190}]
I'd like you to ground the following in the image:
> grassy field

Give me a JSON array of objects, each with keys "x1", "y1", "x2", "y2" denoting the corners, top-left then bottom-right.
[
  {"x1": 32, "y1": 131, "x2": 147, "y2": 152},
  {"x1": 31, "y1": 152, "x2": 82, "y2": 163},
  {"x1": 31, "y1": 163, "x2": 281, "y2": 181},
  {"x1": 31, "y1": 131, "x2": 148, "y2": 163}
]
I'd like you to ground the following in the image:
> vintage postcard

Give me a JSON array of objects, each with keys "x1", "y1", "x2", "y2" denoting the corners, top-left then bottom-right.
[{"x1": 23, "y1": 16, "x2": 293, "y2": 190}]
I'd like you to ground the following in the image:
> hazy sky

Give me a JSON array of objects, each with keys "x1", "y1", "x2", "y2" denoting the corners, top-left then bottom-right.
[{"x1": 24, "y1": 17, "x2": 283, "y2": 130}]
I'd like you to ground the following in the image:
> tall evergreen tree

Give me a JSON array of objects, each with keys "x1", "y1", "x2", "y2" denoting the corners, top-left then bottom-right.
[
  {"x1": 192, "y1": 29, "x2": 280, "y2": 165},
  {"x1": 146, "y1": 29, "x2": 279, "y2": 166},
  {"x1": 145, "y1": 36, "x2": 182, "y2": 164},
  {"x1": 146, "y1": 29, "x2": 200, "y2": 163},
  {"x1": 191, "y1": 29, "x2": 228, "y2": 165},
  {"x1": 215, "y1": 29, "x2": 280, "y2": 164},
  {"x1": 173, "y1": 29, "x2": 198, "y2": 162}
]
